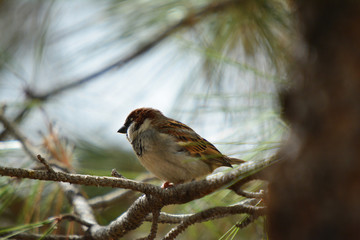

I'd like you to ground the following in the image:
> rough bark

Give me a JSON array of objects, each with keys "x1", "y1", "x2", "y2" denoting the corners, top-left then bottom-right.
[{"x1": 269, "y1": 1, "x2": 360, "y2": 239}]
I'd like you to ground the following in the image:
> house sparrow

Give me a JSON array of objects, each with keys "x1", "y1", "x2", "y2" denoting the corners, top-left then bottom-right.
[{"x1": 118, "y1": 108, "x2": 244, "y2": 188}]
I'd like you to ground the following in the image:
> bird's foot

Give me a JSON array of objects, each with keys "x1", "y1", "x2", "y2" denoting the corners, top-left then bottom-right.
[{"x1": 161, "y1": 182, "x2": 174, "y2": 189}]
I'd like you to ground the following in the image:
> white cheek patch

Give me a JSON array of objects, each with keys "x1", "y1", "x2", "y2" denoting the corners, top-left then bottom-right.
[
  {"x1": 127, "y1": 119, "x2": 152, "y2": 143},
  {"x1": 138, "y1": 119, "x2": 152, "y2": 133},
  {"x1": 127, "y1": 122, "x2": 136, "y2": 142}
]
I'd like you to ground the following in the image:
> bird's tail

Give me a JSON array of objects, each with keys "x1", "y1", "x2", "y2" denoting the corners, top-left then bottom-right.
[{"x1": 227, "y1": 157, "x2": 245, "y2": 165}]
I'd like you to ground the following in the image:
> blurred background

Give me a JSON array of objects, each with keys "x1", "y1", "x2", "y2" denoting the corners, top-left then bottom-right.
[{"x1": 0, "y1": 0, "x2": 291, "y2": 239}]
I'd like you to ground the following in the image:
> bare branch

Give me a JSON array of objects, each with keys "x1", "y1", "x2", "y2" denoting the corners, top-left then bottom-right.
[
  {"x1": 111, "y1": 168, "x2": 125, "y2": 178},
  {"x1": 89, "y1": 177, "x2": 154, "y2": 209},
  {"x1": 232, "y1": 189, "x2": 265, "y2": 199},
  {"x1": 0, "y1": 165, "x2": 163, "y2": 195},
  {"x1": 163, "y1": 202, "x2": 266, "y2": 240},
  {"x1": 145, "y1": 212, "x2": 192, "y2": 224},
  {"x1": 144, "y1": 199, "x2": 259, "y2": 224},
  {"x1": 147, "y1": 208, "x2": 160, "y2": 240},
  {"x1": 235, "y1": 199, "x2": 264, "y2": 229},
  {"x1": 90, "y1": 195, "x2": 161, "y2": 239},
  {"x1": 0, "y1": 155, "x2": 277, "y2": 201},
  {"x1": 56, "y1": 170, "x2": 98, "y2": 228},
  {"x1": 58, "y1": 214, "x2": 94, "y2": 227},
  {"x1": 137, "y1": 197, "x2": 162, "y2": 240},
  {"x1": 37, "y1": 154, "x2": 55, "y2": 173},
  {"x1": 89, "y1": 188, "x2": 137, "y2": 209},
  {"x1": 235, "y1": 214, "x2": 260, "y2": 229},
  {"x1": 89, "y1": 196, "x2": 265, "y2": 239}
]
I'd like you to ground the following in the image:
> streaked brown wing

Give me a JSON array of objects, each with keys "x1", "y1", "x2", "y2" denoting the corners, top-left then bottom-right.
[{"x1": 157, "y1": 119, "x2": 232, "y2": 168}]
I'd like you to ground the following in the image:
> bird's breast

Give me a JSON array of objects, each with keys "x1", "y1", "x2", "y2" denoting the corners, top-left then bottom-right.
[{"x1": 131, "y1": 129, "x2": 212, "y2": 183}]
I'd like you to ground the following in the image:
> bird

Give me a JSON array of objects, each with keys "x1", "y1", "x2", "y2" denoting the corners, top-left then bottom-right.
[{"x1": 118, "y1": 108, "x2": 244, "y2": 188}]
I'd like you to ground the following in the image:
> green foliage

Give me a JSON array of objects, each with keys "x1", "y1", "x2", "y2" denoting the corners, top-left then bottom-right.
[{"x1": 0, "y1": 219, "x2": 54, "y2": 239}]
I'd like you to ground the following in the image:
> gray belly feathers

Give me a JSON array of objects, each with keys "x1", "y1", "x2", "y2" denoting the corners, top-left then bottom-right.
[{"x1": 130, "y1": 129, "x2": 212, "y2": 183}]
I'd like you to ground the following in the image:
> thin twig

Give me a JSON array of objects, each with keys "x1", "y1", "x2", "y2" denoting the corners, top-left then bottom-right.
[
  {"x1": 162, "y1": 202, "x2": 266, "y2": 240},
  {"x1": 235, "y1": 214, "x2": 260, "y2": 229},
  {"x1": 235, "y1": 199, "x2": 264, "y2": 229},
  {"x1": 89, "y1": 188, "x2": 136, "y2": 209},
  {"x1": 57, "y1": 214, "x2": 94, "y2": 227},
  {"x1": 148, "y1": 208, "x2": 160, "y2": 240},
  {"x1": 144, "y1": 199, "x2": 259, "y2": 224},
  {"x1": 91, "y1": 195, "x2": 160, "y2": 239},
  {"x1": 53, "y1": 166, "x2": 98, "y2": 228},
  {"x1": 111, "y1": 168, "x2": 125, "y2": 178},
  {"x1": 232, "y1": 189, "x2": 265, "y2": 199},
  {"x1": 89, "y1": 177, "x2": 155, "y2": 209},
  {"x1": 37, "y1": 154, "x2": 55, "y2": 173},
  {"x1": 137, "y1": 197, "x2": 162, "y2": 240}
]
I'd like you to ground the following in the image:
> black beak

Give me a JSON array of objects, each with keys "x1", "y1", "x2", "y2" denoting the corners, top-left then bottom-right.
[{"x1": 117, "y1": 125, "x2": 127, "y2": 134}]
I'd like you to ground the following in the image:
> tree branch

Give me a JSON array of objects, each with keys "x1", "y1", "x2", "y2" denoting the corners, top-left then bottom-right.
[
  {"x1": 145, "y1": 212, "x2": 192, "y2": 224},
  {"x1": 137, "y1": 195, "x2": 162, "y2": 240},
  {"x1": 37, "y1": 154, "x2": 55, "y2": 173},
  {"x1": 89, "y1": 188, "x2": 137, "y2": 209},
  {"x1": 58, "y1": 178, "x2": 98, "y2": 227},
  {"x1": 144, "y1": 199, "x2": 259, "y2": 224},
  {"x1": 90, "y1": 195, "x2": 160, "y2": 239},
  {"x1": 0, "y1": 165, "x2": 163, "y2": 195},
  {"x1": 89, "y1": 177, "x2": 154, "y2": 209},
  {"x1": 0, "y1": 155, "x2": 277, "y2": 201},
  {"x1": 147, "y1": 207, "x2": 160, "y2": 240},
  {"x1": 88, "y1": 179, "x2": 267, "y2": 239},
  {"x1": 58, "y1": 214, "x2": 94, "y2": 227},
  {"x1": 235, "y1": 214, "x2": 260, "y2": 229},
  {"x1": 162, "y1": 201, "x2": 266, "y2": 240},
  {"x1": 232, "y1": 188, "x2": 265, "y2": 199}
]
